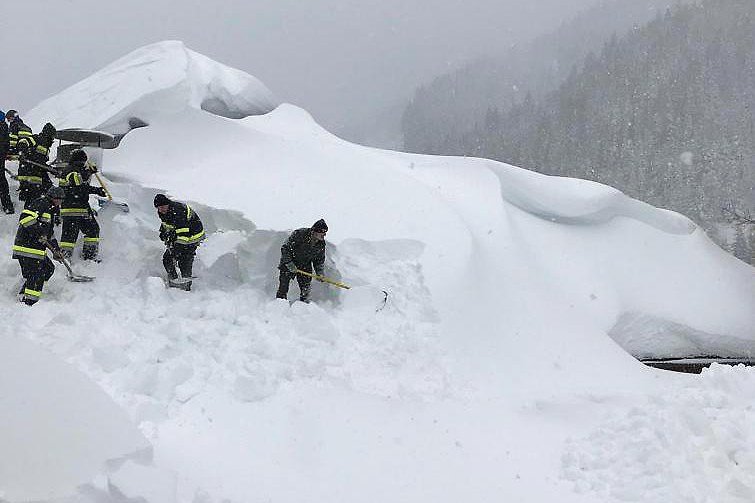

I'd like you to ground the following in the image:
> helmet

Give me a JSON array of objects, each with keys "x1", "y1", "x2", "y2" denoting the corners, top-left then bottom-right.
[
  {"x1": 0, "y1": 111, "x2": 4, "y2": 122},
  {"x1": 69, "y1": 149, "x2": 88, "y2": 166},
  {"x1": 47, "y1": 186, "x2": 65, "y2": 200},
  {"x1": 5, "y1": 109, "x2": 17, "y2": 120},
  {"x1": 41, "y1": 122, "x2": 56, "y2": 137}
]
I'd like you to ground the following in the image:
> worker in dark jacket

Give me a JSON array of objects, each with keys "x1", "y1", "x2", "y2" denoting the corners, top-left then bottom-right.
[
  {"x1": 0, "y1": 110, "x2": 13, "y2": 214},
  {"x1": 17, "y1": 122, "x2": 56, "y2": 206},
  {"x1": 154, "y1": 193, "x2": 205, "y2": 290},
  {"x1": 6, "y1": 110, "x2": 32, "y2": 156},
  {"x1": 59, "y1": 149, "x2": 106, "y2": 260},
  {"x1": 276, "y1": 219, "x2": 328, "y2": 303},
  {"x1": 12, "y1": 186, "x2": 64, "y2": 305}
]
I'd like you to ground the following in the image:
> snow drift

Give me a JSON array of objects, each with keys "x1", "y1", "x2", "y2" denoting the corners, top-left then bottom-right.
[
  {"x1": 3, "y1": 41, "x2": 755, "y2": 502},
  {"x1": 24, "y1": 40, "x2": 279, "y2": 134}
]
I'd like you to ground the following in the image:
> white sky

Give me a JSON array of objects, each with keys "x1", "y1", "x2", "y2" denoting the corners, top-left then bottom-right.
[{"x1": 1, "y1": 0, "x2": 596, "y2": 140}]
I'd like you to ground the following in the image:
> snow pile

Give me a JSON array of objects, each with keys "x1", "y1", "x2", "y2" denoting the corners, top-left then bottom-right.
[
  {"x1": 563, "y1": 364, "x2": 755, "y2": 502},
  {"x1": 24, "y1": 40, "x2": 279, "y2": 134},
  {"x1": 0, "y1": 333, "x2": 151, "y2": 501},
  {"x1": 3, "y1": 42, "x2": 755, "y2": 502}
]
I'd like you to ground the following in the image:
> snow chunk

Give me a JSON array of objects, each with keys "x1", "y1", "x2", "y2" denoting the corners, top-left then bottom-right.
[
  {"x1": 25, "y1": 40, "x2": 279, "y2": 133},
  {"x1": 0, "y1": 333, "x2": 150, "y2": 501}
]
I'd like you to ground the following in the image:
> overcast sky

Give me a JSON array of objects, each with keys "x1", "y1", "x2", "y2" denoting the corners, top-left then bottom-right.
[{"x1": 1, "y1": 0, "x2": 595, "y2": 142}]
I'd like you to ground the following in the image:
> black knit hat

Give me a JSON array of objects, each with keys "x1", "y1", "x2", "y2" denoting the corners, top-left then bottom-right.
[
  {"x1": 6, "y1": 110, "x2": 17, "y2": 120},
  {"x1": 153, "y1": 193, "x2": 171, "y2": 207},
  {"x1": 311, "y1": 219, "x2": 328, "y2": 232}
]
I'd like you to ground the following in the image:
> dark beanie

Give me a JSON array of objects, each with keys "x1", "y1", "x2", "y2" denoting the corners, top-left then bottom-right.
[
  {"x1": 312, "y1": 219, "x2": 328, "y2": 232},
  {"x1": 153, "y1": 193, "x2": 171, "y2": 207}
]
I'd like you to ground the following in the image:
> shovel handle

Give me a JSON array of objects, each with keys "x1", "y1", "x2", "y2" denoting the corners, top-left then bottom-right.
[
  {"x1": 93, "y1": 172, "x2": 113, "y2": 200},
  {"x1": 295, "y1": 269, "x2": 351, "y2": 289}
]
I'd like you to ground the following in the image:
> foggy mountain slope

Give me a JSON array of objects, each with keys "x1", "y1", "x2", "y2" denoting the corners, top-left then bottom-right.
[
  {"x1": 402, "y1": 0, "x2": 687, "y2": 154},
  {"x1": 445, "y1": 0, "x2": 755, "y2": 262},
  {"x1": 4, "y1": 41, "x2": 754, "y2": 502}
]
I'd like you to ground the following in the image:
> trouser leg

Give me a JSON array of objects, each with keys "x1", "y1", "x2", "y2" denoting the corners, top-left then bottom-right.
[
  {"x1": 60, "y1": 217, "x2": 81, "y2": 258},
  {"x1": 296, "y1": 273, "x2": 313, "y2": 302},
  {"x1": 18, "y1": 257, "x2": 54, "y2": 305},
  {"x1": 0, "y1": 169, "x2": 13, "y2": 213},
  {"x1": 276, "y1": 270, "x2": 294, "y2": 299},
  {"x1": 81, "y1": 216, "x2": 100, "y2": 260},
  {"x1": 174, "y1": 244, "x2": 197, "y2": 278}
]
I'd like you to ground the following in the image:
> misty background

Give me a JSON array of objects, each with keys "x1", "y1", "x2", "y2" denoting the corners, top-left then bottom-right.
[{"x1": 1, "y1": 0, "x2": 595, "y2": 146}]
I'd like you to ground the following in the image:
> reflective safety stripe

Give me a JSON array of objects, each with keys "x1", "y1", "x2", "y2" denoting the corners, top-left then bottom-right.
[
  {"x1": 65, "y1": 171, "x2": 82, "y2": 186},
  {"x1": 186, "y1": 206, "x2": 193, "y2": 219},
  {"x1": 60, "y1": 208, "x2": 89, "y2": 217},
  {"x1": 39, "y1": 213, "x2": 52, "y2": 223},
  {"x1": 20, "y1": 210, "x2": 39, "y2": 227},
  {"x1": 18, "y1": 130, "x2": 32, "y2": 138},
  {"x1": 24, "y1": 288, "x2": 42, "y2": 298},
  {"x1": 175, "y1": 227, "x2": 190, "y2": 234},
  {"x1": 58, "y1": 179, "x2": 69, "y2": 187},
  {"x1": 17, "y1": 176, "x2": 44, "y2": 184},
  {"x1": 35, "y1": 145, "x2": 49, "y2": 155},
  {"x1": 60, "y1": 241, "x2": 76, "y2": 249},
  {"x1": 161, "y1": 223, "x2": 175, "y2": 230},
  {"x1": 175, "y1": 230, "x2": 205, "y2": 245},
  {"x1": 83, "y1": 237, "x2": 100, "y2": 243},
  {"x1": 12, "y1": 245, "x2": 46, "y2": 258}
]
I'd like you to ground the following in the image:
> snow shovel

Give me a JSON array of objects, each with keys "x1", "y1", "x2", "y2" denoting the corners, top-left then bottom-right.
[
  {"x1": 18, "y1": 156, "x2": 61, "y2": 177},
  {"x1": 295, "y1": 269, "x2": 389, "y2": 312},
  {"x1": 45, "y1": 241, "x2": 95, "y2": 282},
  {"x1": 295, "y1": 269, "x2": 351, "y2": 289},
  {"x1": 93, "y1": 171, "x2": 130, "y2": 213}
]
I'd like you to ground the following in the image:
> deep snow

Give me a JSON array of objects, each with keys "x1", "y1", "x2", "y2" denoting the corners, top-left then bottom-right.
[{"x1": 2, "y1": 41, "x2": 754, "y2": 503}]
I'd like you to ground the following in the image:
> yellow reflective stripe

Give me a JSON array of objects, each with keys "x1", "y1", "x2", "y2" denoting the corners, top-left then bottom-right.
[
  {"x1": 175, "y1": 230, "x2": 205, "y2": 244},
  {"x1": 20, "y1": 215, "x2": 37, "y2": 226},
  {"x1": 65, "y1": 172, "x2": 82, "y2": 185},
  {"x1": 17, "y1": 176, "x2": 44, "y2": 184},
  {"x1": 12, "y1": 245, "x2": 46, "y2": 257},
  {"x1": 60, "y1": 208, "x2": 88, "y2": 214},
  {"x1": 36, "y1": 145, "x2": 49, "y2": 155},
  {"x1": 175, "y1": 227, "x2": 190, "y2": 234},
  {"x1": 83, "y1": 237, "x2": 100, "y2": 243},
  {"x1": 18, "y1": 130, "x2": 32, "y2": 138},
  {"x1": 60, "y1": 241, "x2": 76, "y2": 249},
  {"x1": 24, "y1": 288, "x2": 42, "y2": 298},
  {"x1": 186, "y1": 206, "x2": 193, "y2": 219},
  {"x1": 161, "y1": 223, "x2": 175, "y2": 229}
]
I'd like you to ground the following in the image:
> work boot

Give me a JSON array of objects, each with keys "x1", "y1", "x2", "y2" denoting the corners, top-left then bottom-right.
[{"x1": 82, "y1": 243, "x2": 99, "y2": 262}]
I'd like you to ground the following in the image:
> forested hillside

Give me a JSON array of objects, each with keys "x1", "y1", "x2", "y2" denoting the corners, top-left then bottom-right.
[
  {"x1": 402, "y1": 0, "x2": 682, "y2": 155},
  {"x1": 403, "y1": 0, "x2": 755, "y2": 262}
]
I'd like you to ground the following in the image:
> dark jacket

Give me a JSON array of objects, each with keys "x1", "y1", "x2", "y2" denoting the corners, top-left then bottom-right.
[
  {"x1": 59, "y1": 163, "x2": 105, "y2": 217},
  {"x1": 0, "y1": 121, "x2": 8, "y2": 160},
  {"x1": 17, "y1": 132, "x2": 54, "y2": 191},
  {"x1": 8, "y1": 117, "x2": 31, "y2": 155},
  {"x1": 12, "y1": 195, "x2": 59, "y2": 260},
  {"x1": 158, "y1": 200, "x2": 205, "y2": 247},
  {"x1": 279, "y1": 228, "x2": 326, "y2": 274}
]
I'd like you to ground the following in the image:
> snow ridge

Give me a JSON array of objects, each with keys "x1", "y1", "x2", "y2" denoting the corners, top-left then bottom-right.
[{"x1": 25, "y1": 41, "x2": 279, "y2": 133}]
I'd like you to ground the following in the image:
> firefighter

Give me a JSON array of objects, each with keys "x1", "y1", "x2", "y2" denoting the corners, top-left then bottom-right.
[
  {"x1": 12, "y1": 186, "x2": 64, "y2": 306},
  {"x1": 16, "y1": 122, "x2": 56, "y2": 206},
  {"x1": 5, "y1": 110, "x2": 32, "y2": 156},
  {"x1": 58, "y1": 149, "x2": 107, "y2": 260},
  {"x1": 276, "y1": 219, "x2": 328, "y2": 303},
  {"x1": 154, "y1": 193, "x2": 205, "y2": 290}
]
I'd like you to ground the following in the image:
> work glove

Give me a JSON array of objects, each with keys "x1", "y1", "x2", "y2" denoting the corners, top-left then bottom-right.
[
  {"x1": 314, "y1": 270, "x2": 325, "y2": 281},
  {"x1": 285, "y1": 262, "x2": 297, "y2": 273},
  {"x1": 95, "y1": 187, "x2": 107, "y2": 197}
]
